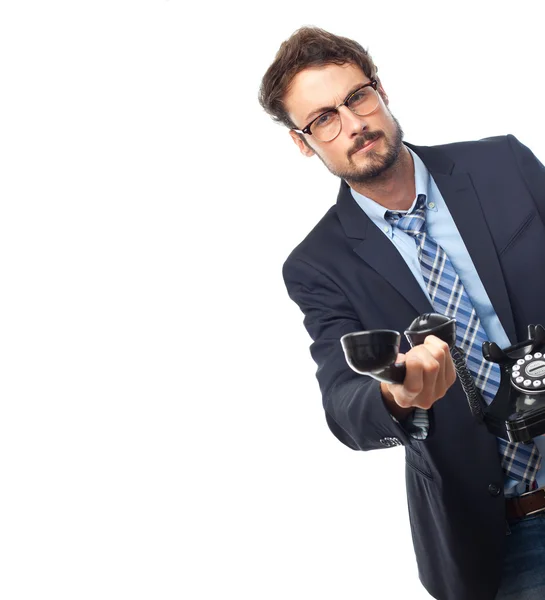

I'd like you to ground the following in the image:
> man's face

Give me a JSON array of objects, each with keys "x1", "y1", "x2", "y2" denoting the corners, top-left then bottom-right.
[{"x1": 284, "y1": 63, "x2": 404, "y2": 185}]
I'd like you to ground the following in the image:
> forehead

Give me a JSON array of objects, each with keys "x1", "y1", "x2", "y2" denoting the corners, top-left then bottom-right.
[{"x1": 284, "y1": 63, "x2": 367, "y2": 125}]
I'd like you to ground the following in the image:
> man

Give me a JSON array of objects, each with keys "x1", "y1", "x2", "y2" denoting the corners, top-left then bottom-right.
[{"x1": 259, "y1": 26, "x2": 545, "y2": 600}]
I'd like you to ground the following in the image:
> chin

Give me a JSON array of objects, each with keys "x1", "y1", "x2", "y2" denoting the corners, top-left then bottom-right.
[{"x1": 344, "y1": 156, "x2": 397, "y2": 183}]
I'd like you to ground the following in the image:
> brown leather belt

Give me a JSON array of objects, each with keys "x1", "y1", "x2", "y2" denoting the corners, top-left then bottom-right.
[{"x1": 506, "y1": 487, "x2": 545, "y2": 521}]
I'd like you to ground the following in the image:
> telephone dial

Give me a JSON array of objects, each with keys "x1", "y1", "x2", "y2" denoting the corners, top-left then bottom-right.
[{"x1": 340, "y1": 313, "x2": 545, "y2": 443}]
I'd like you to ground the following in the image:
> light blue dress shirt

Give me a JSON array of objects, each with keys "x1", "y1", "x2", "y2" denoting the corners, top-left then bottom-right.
[{"x1": 350, "y1": 145, "x2": 545, "y2": 495}]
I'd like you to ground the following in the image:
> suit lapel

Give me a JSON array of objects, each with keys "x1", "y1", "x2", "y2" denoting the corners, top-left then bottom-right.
[
  {"x1": 336, "y1": 179, "x2": 433, "y2": 316},
  {"x1": 337, "y1": 142, "x2": 517, "y2": 343}
]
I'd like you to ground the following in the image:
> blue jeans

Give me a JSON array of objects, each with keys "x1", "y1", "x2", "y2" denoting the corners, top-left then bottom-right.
[{"x1": 495, "y1": 513, "x2": 545, "y2": 599}]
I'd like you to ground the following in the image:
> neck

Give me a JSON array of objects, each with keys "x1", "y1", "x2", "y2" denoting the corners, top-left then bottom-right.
[{"x1": 348, "y1": 145, "x2": 415, "y2": 210}]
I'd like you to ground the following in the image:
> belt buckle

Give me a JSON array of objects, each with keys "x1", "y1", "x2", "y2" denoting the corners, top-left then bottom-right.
[{"x1": 519, "y1": 486, "x2": 545, "y2": 517}]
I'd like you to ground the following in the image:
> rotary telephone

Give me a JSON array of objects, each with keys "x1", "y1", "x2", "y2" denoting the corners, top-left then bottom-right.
[{"x1": 340, "y1": 313, "x2": 545, "y2": 443}]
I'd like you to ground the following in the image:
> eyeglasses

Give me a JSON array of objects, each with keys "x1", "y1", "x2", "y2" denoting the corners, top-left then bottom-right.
[{"x1": 292, "y1": 80, "x2": 380, "y2": 142}]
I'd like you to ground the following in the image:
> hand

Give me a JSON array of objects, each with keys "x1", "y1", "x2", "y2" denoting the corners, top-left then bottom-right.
[{"x1": 380, "y1": 335, "x2": 457, "y2": 417}]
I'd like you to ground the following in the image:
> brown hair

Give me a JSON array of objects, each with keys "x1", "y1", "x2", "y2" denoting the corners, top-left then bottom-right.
[{"x1": 258, "y1": 26, "x2": 379, "y2": 130}]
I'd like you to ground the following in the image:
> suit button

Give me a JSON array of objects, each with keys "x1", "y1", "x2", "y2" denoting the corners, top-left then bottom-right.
[{"x1": 488, "y1": 483, "x2": 501, "y2": 497}]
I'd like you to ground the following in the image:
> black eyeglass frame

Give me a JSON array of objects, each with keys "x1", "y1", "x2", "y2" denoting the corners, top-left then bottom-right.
[{"x1": 292, "y1": 79, "x2": 379, "y2": 138}]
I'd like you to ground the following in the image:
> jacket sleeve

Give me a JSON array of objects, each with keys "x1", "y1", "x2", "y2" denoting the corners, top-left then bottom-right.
[
  {"x1": 507, "y1": 134, "x2": 545, "y2": 223},
  {"x1": 283, "y1": 256, "x2": 423, "y2": 451}
]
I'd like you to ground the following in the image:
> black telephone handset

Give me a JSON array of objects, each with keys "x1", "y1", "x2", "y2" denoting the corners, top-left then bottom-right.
[
  {"x1": 341, "y1": 315, "x2": 545, "y2": 442},
  {"x1": 340, "y1": 313, "x2": 457, "y2": 383}
]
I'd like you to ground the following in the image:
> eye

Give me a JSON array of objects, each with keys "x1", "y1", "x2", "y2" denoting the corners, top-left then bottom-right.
[
  {"x1": 348, "y1": 88, "x2": 369, "y2": 106},
  {"x1": 315, "y1": 111, "x2": 334, "y2": 127}
]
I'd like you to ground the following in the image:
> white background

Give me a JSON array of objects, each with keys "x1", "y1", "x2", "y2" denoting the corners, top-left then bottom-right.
[{"x1": 1, "y1": 1, "x2": 545, "y2": 598}]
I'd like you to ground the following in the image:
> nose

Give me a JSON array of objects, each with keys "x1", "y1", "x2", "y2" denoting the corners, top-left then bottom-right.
[{"x1": 338, "y1": 105, "x2": 367, "y2": 137}]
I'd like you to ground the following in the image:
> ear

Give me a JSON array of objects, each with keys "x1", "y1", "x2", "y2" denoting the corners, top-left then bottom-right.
[{"x1": 289, "y1": 130, "x2": 315, "y2": 157}]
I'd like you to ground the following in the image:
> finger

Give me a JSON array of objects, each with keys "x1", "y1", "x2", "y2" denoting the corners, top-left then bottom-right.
[
  {"x1": 443, "y1": 349, "x2": 457, "y2": 388},
  {"x1": 423, "y1": 336, "x2": 453, "y2": 393},
  {"x1": 405, "y1": 346, "x2": 441, "y2": 408},
  {"x1": 400, "y1": 351, "x2": 425, "y2": 404},
  {"x1": 387, "y1": 354, "x2": 419, "y2": 409},
  {"x1": 394, "y1": 352, "x2": 406, "y2": 364},
  {"x1": 384, "y1": 353, "x2": 407, "y2": 402},
  {"x1": 424, "y1": 336, "x2": 456, "y2": 390}
]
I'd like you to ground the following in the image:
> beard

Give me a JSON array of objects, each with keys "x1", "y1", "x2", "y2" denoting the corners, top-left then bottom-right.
[{"x1": 317, "y1": 113, "x2": 405, "y2": 186}]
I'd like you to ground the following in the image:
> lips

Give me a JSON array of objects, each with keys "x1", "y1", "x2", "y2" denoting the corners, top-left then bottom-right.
[
  {"x1": 351, "y1": 136, "x2": 380, "y2": 156},
  {"x1": 356, "y1": 138, "x2": 378, "y2": 154}
]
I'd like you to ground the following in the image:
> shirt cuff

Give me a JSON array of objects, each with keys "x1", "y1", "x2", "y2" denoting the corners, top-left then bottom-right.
[{"x1": 390, "y1": 407, "x2": 429, "y2": 440}]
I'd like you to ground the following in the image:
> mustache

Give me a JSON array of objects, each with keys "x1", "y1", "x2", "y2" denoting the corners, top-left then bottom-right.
[{"x1": 349, "y1": 132, "x2": 382, "y2": 157}]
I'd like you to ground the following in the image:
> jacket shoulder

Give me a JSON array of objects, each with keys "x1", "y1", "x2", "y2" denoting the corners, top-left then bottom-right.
[
  {"x1": 425, "y1": 134, "x2": 510, "y2": 151},
  {"x1": 420, "y1": 134, "x2": 514, "y2": 164}
]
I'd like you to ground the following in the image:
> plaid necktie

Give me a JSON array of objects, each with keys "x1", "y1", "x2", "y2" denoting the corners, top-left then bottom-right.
[{"x1": 386, "y1": 195, "x2": 541, "y2": 487}]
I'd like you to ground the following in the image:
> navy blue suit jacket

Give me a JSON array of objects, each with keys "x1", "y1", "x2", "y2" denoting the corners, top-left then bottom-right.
[{"x1": 282, "y1": 135, "x2": 545, "y2": 600}]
